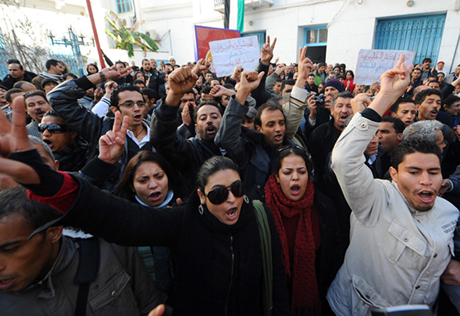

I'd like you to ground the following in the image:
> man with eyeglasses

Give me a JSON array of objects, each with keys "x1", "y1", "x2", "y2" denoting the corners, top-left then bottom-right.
[
  {"x1": 47, "y1": 65, "x2": 154, "y2": 192},
  {"x1": 2, "y1": 59, "x2": 37, "y2": 90}
]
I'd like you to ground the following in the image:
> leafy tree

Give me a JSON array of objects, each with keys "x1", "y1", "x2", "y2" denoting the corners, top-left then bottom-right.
[{"x1": 105, "y1": 10, "x2": 159, "y2": 57}]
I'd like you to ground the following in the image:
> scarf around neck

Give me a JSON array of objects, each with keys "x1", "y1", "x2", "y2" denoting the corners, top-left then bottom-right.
[{"x1": 264, "y1": 174, "x2": 319, "y2": 313}]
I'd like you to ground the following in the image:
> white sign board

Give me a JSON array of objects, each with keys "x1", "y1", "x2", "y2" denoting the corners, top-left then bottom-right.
[
  {"x1": 354, "y1": 49, "x2": 416, "y2": 85},
  {"x1": 209, "y1": 36, "x2": 260, "y2": 77}
]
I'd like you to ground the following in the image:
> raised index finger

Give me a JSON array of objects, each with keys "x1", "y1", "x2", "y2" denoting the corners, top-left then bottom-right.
[
  {"x1": 113, "y1": 111, "x2": 121, "y2": 134},
  {"x1": 11, "y1": 96, "x2": 32, "y2": 151},
  {"x1": 0, "y1": 106, "x2": 11, "y2": 136}
]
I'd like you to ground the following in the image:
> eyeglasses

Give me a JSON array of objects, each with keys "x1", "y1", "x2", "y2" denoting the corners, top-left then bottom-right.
[
  {"x1": 118, "y1": 100, "x2": 146, "y2": 108},
  {"x1": 204, "y1": 180, "x2": 244, "y2": 205},
  {"x1": 38, "y1": 123, "x2": 69, "y2": 134}
]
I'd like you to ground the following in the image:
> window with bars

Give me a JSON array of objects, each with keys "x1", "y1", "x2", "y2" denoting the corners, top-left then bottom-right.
[
  {"x1": 116, "y1": 0, "x2": 132, "y2": 14},
  {"x1": 374, "y1": 14, "x2": 446, "y2": 65}
]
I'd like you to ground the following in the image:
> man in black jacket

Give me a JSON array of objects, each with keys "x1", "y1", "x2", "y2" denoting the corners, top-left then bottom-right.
[
  {"x1": 2, "y1": 59, "x2": 37, "y2": 90},
  {"x1": 150, "y1": 67, "x2": 224, "y2": 195}
]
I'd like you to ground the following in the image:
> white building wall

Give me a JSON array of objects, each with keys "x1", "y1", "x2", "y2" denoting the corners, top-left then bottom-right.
[{"x1": 97, "y1": 0, "x2": 460, "y2": 72}]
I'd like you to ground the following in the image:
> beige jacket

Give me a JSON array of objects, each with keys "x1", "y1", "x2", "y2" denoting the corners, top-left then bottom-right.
[{"x1": 327, "y1": 113, "x2": 459, "y2": 316}]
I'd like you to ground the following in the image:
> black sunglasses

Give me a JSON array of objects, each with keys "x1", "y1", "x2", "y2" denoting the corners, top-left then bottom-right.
[
  {"x1": 204, "y1": 180, "x2": 244, "y2": 205},
  {"x1": 38, "y1": 123, "x2": 69, "y2": 134}
]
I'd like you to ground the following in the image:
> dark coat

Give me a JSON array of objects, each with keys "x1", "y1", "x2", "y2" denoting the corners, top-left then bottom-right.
[
  {"x1": 2, "y1": 70, "x2": 37, "y2": 89},
  {"x1": 54, "y1": 175, "x2": 290, "y2": 316}
]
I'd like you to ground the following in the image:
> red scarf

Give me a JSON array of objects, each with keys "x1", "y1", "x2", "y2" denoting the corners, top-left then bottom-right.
[{"x1": 264, "y1": 174, "x2": 320, "y2": 314}]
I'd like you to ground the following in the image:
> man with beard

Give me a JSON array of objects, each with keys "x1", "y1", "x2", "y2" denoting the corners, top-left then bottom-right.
[
  {"x1": 327, "y1": 56, "x2": 459, "y2": 316},
  {"x1": 2, "y1": 59, "x2": 37, "y2": 90},
  {"x1": 150, "y1": 67, "x2": 224, "y2": 195},
  {"x1": 307, "y1": 91, "x2": 353, "y2": 191},
  {"x1": 24, "y1": 90, "x2": 52, "y2": 138},
  {"x1": 304, "y1": 78, "x2": 344, "y2": 138}
]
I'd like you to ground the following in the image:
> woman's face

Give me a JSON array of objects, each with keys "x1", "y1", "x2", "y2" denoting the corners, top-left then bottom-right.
[
  {"x1": 136, "y1": 73, "x2": 145, "y2": 81},
  {"x1": 275, "y1": 154, "x2": 309, "y2": 202},
  {"x1": 87, "y1": 65, "x2": 97, "y2": 74},
  {"x1": 198, "y1": 169, "x2": 244, "y2": 225},
  {"x1": 133, "y1": 161, "x2": 169, "y2": 207},
  {"x1": 346, "y1": 72, "x2": 353, "y2": 80}
]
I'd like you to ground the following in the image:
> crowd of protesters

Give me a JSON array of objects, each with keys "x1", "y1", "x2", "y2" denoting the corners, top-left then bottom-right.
[{"x1": 1, "y1": 36, "x2": 460, "y2": 316}]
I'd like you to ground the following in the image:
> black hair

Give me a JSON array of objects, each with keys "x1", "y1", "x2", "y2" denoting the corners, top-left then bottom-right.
[
  {"x1": 5, "y1": 88, "x2": 23, "y2": 103},
  {"x1": 196, "y1": 156, "x2": 242, "y2": 193},
  {"x1": 254, "y1": 100, "x2": 285, "y2": 128},
  {"x1": 201, "y1": 86, "x2": 213, "y2": 95},
  {"x1": 193, "y1": 100, "x2": 224, "y2": 122},
  {"x1": 318, "y1": 62, "x2": 326, "y2": 68},
  {"x1": 8, "y1": 61, "x2": 23, "y2": 70},
  {"x1": 307, "y1": 73, "x2": 315, "y2": 78},
  {"x1": 13, "y1": 81, "x2": 34, "y2": 90},
  {"x1": 24, "y1": 90, "x2": 48, "y2": 103},
  {"x1": 444, "y1": 95, "x2": 460, "y2": 109},
  {"x1": 414, "y1": 88, "x2": 442, "y2": 105},
  {"x1": 273, "y1": 146, "x2": 313, "y2": 178},
  {"x1": 391, "y1": 96, "x2": 415, "y2": 113},
  {"x1": 0, "y1": 187, "x2": 61, "y2": 230},
  {"x1": 133, "y1": 79, "x2": 146, "y2": 86},
  {"x1": 110, "y1": 83, "x2": 145, "y2": 108},
  {"x1": 63, "y1": 73, "x2": 78, "y2": 80},
  {"x1": 337, "y1": 75, "x2": 346, "y2": 80},
  {"x1": 391, "y1": 139, "x2": 441, "y2": 170},
  {"x1": 222, "y1": 83, "x2": 235, "y2": 90},
  {"x1": 141, "y1": 88, "x2": 158, "y2": 102},
  {"x1": 381, "y1": 116, "x2": 405, "y2": 134},
  {"x1": 275, "y1": 79, "x2": 283, "y2": 83},
  {"x1": 280, "y1": 79, "x2": 295, "y2": 93},
  {"x1": 142, "y1": 59, "x2": 150, "y2": 64},
  {"x1": 45, "y1": 59, "x2": 60, "y2": 71},
  {"x1": 346, "y1": 70, "x2": 354, "y2": 79},
  {"x1": 422, "y1": 58, "x2": 432, "y2": 64},
  {"x1": 43, "y1": 109, "x2": 62, "y2": 120},
  {"x1": 86, "y1": 63, "x2": 99, "y2": 74},
  {"x1": 333, "y1": 91, "x2": 354, "y2": 107},
  {"x1": 117, "y1": 151, "x2": 185, "y2": 203}
]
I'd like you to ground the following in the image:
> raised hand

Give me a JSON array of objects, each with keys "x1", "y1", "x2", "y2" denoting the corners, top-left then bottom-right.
[
  {"x1": 260, "y1": 35, "x2": 277, "y2": 64},
  {"x1": 351, "y1": 93, "x2": 372, "y2": 114},
  {"x1": 104, "y1": 65, "x2": 132, "y2": 80},
  {"x1": 235, "y1": 71, "x2": 265, "y2": 104},
  {"x1": 369, "y1": 54, "x2": 413, "y2": 116},
  {"x1": 148, "y1": 304, "x2": 165, "y2": 316},
  {"x1": 296, "y1": 46, "x2": 313, "y2": 88},
  {"x1": 98, "y1": 111, "x2": 129, "y2": 164},
  {"x1": 166, "y1": 67, "x2": 198, "y2": 106},
  {"x1": 210, "y1": 85, "x2": 235, "y2": 97},
  {"x1": 193, "y1": 59, "x2": 211, "y2": 75},
  {"x1": 307, "y1": 92, "x2": 317, "y2": 120},
  {"x1": 0, "y1": 97, "x2": 39, "y2": 184},
  {"x1": 231, "y1": 65, "x2": 244, "y2": 82}
]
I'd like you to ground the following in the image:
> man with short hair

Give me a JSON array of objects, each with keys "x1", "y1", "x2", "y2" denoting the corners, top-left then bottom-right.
[
  {"x1": 0, "y1": 187, "x2": 160, "y2": 315},
  {"x1": 141, "y1": 59, "x2": 153, "y2": 79},
  {"x1": 305, "y1": 73, "x2": 318, "y2": 93},
  {"x1": 150, "y1": 66, "x2": 224, "y2": 195},
  {"x1": 378, "y1": 116, "x2": 404, "y2": 175},
  {"x1": 414, "y1": 88, "x2": 442, "y2": 122},
  {"x1": 304, "y1": 78, "x2": 344, "y2": 137},
  {"x1": 314, "y1": 62, "x2": 326, "y2": 86},
  {"x1": 421, "y1": 57, "x2": 436, "y2": 81},
  {"x1": 391, "y1": 96, "x2": 417, "y2": 127},
  {"x1": 307, "y1": 91, "x2": 353, "y2": 190},
  {"x1": 443, "y1": 95, "x2": 460, "y2": 128},
  {"x1": 24, "y1": 90, "x2": 52, "y2": 138},
  {"x1": 47, "y1": 65, "x2": 153, "y2": 192},
  {"x1": 13, "y1": 81, "x2": 36, "y2": 92},
  {"x1": 2, "y1": 59, "x2": 36, "y2": 89},
  {"x1": 428, "y1": 80, "x2": 440, "y2": 90},
  {"x1": 32, "y1": 59, "x2": 65, "y2": 90},
  {"x1": 327, "y1": 57, "x2": 459, "y2": 315},
  {"x1": 407, "y1": 68, "x2": 423, "y2": 94}
]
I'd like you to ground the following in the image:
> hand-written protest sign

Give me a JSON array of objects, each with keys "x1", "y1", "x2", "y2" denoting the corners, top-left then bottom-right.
[
  {"x1": 209, "y1": 36, "x2": 260, "y2": 77},
  {"x1": 354, "y1": 49, "x2": 416, "y2": 85}
]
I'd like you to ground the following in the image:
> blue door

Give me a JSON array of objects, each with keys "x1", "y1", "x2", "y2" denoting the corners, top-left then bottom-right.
[{"x1": 375, "y1": 14, "x2": 446, "y2": 65}]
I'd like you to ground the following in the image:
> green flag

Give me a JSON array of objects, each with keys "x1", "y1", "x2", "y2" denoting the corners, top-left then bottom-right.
[{"x1": 237, "y1": 0, "x2": 244, "y2": 32}]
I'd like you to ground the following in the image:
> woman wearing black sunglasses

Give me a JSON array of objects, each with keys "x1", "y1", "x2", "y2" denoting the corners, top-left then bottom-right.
[
  {"x1": 264, "y1": 146, "x2": 343, "y2": 316},
  {"x1": 7, "y1": 141, "x2": 290, "y2": 316}
]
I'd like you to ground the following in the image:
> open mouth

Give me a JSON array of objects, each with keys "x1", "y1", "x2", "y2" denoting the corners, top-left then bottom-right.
[
  {"x1": 0, "y1": 277, "x2": 15, "y2": 290},
  {"x1": 42, "y1": 138, "x2": 53, "y2": 149},
  {"x1": 274, "y1": 134, "x2": 283, "y2": 141},
  {"x1": 418, "y1": 190, "x2": 435, "y2": 203},
  {"x1": 36, "y1": 109, "x2": 46, "y2": 118},
  {"x1": 430, "y1": 110, "x2": 438, "y2": 117},
  {"x1": 149, "y1": 192, "x2": 162, "y2": 202},
  {"x1": 339, "y1": 114, "x2": 349, "y2": 123},
  {"x1": 206, "y1": 125, "x2": 216, "y2": 136},
  {"x1": 291, "y1": 184, "x2": 301, "y2": 195},
  {"x1": 133, "y1": 114, "x2": 143, "y2": 121},
  {"x1": 226, "y1": 207, "x2": 238, "y2": 221}
]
